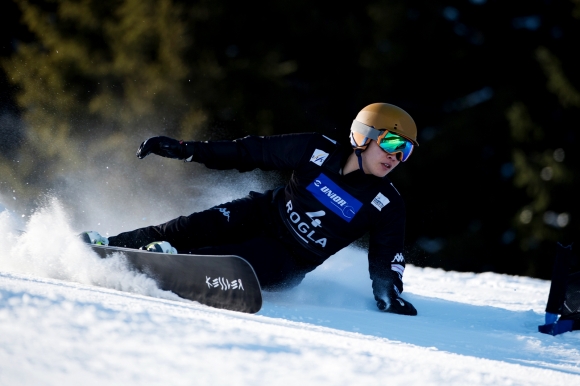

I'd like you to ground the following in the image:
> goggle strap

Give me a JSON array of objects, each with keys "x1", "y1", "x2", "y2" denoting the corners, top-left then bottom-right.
[
  {"x1": 350, "y1": 120, "x2": 382, "y2": 141},
  {"x1": 349, "y1": 131, "x2": 371, "y2": 149}
]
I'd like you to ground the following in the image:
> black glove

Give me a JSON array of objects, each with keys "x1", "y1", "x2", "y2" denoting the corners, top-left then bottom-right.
[
  {"x1": 377, "y1": 296, "x2": 417, "y2": 316},
  {"x1": 136, "y1": 136, "x2": 192, "y2": 160}
]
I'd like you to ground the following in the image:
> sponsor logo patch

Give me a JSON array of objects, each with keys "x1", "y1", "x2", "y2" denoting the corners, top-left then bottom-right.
[
  {"x1": 310, "y1": 149, "x2": 329, "y2": 166},
  {"x1": 371, "y1": 192, "x2": 390, "y2": 211},
  {"x1": 306, "y1": 173, "x2": 362, "y2": 222}
]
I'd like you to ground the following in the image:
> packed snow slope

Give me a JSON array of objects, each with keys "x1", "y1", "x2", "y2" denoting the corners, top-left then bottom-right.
[{"x1": 1, "y1": 201, "x2": 580, "y2": 385}]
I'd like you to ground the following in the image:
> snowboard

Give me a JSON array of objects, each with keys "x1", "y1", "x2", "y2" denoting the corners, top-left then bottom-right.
[{"x1": 90, "y1": 244, "x2": 263, "y2": 314}]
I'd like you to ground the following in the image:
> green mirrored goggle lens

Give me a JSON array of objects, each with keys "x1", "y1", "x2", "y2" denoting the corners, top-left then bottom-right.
[{"x1": 378, "y1": 132, "x2": 414, "y2": 161}]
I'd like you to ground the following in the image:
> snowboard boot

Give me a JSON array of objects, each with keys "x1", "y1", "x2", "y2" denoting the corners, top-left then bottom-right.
[
  {"x1": 140, "y1": 241, "x2": 178, "y2": 254},
  {"x1": 80, "y1": 231, "x2": 109, "y2": 245}
]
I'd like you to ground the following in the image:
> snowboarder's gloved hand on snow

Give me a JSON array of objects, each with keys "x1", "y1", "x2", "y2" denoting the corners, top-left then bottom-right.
[
  {"x1": 374, "y1": 279, "x2": 417, "y2": 316},
  {"x1": 377, "y1": 296, "x2": 417, "y2": 316},
  {"x1": 375, "y1": 286, "x2": 417, "y2": 316},
  {"x1": 136, "y1": 136, "x2": 194, "y2": 161}
]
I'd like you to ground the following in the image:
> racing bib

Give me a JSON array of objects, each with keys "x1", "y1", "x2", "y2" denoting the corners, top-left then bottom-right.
[{"x1": 306, "y1": 173, "x2": 363, "y2": 222}]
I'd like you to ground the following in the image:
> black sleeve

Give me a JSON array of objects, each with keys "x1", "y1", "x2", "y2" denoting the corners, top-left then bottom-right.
[
  {"x1": 187, "y1": 133, "x2": 317, "y2": 172},
  {"x1": 367, "y1": 199, "x2": 407, "y2": 307}
]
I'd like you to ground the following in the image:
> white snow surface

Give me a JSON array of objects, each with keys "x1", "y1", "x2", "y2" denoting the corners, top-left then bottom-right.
[{"x1": 1, "y1": 200, "x2": 580, "y2": 385}]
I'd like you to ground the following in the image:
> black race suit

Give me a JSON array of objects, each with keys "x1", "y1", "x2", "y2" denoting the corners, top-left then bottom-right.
[{"x1": 109, "y1": 133, "x2": 407, "y2": 307}]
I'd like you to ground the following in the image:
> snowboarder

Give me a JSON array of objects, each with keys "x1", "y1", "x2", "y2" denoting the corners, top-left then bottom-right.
[{"x1": 83, "y1": 102, "x2": 419, "y2": 316}]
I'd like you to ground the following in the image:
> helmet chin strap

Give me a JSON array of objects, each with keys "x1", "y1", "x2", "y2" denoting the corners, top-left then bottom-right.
[{"x1": 355, "y1": 149, "x2": 365, "y2": 173}]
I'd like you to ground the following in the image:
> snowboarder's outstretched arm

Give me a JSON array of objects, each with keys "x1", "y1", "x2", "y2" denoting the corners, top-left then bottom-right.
[
  {"x1": 368, "y1": 200, "x2": 417, "y2": 316},
  {"x1": 136, "y1": 134, "x2": 317, "y2": 172}
]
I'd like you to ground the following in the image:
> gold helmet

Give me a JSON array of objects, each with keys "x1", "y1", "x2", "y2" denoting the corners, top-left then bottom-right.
[{"x1": 350, "y1": 103, "x2": 419, "y2": 151}]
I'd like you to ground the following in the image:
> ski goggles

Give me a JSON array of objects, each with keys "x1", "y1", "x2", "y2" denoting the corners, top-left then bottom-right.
[
  {"x1": 377, "y1": 131, "x2": 414, "y2": 162},
  {"x1": 350, "y1": 120, "x2": 415, "y2": 162}
]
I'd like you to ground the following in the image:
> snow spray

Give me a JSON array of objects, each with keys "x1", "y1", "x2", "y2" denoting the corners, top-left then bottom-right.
[{"x1": 0, "y1": 197, "x2": 183, "y2": 302}]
